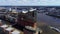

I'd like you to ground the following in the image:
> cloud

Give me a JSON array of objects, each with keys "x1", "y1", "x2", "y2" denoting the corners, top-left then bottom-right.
[
  {"x1": 0, "y1": 0, "x2": 40, "y2": 6},
  {"x1": 40, "y1": 0, "x2": 60, "y2": 6},
  {"x1": 0, "y1": 0, "x2": 60, "y2": 6}
]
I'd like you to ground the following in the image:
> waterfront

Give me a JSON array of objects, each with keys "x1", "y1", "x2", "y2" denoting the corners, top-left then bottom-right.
[
  {"x1": 37, "y1": 13, "x2": 60, "y2": 34},
  {"x1": 37, "y1": 13, "x2": 60, "y2": 26},
  {"x1": 0, "y1": 6, "x2": 60, "y2": 34}
]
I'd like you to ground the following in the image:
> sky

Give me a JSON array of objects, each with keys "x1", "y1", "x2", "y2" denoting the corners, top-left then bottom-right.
[{"x1": 0, "y1": 0, "x2": 60, "y2": 6}]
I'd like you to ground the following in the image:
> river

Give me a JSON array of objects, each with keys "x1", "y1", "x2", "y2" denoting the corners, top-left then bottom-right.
[{"x1": 37, "y1": 13, "x2": 60, "y2": 27}]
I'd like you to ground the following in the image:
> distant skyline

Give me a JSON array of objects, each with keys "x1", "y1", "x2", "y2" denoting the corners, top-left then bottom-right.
[{"x1": 0, "y1": 0, "x2": 60, "y2": 6}]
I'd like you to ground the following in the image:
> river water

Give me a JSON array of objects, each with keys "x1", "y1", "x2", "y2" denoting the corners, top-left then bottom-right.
[{"x1": 37, "y1": 13, "x2": 60, "y2": 26}]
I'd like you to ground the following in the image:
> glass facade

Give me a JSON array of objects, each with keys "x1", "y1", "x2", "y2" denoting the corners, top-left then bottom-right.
[{"x1": 17, "y1": 9, "x2": 37, "y2": 27}]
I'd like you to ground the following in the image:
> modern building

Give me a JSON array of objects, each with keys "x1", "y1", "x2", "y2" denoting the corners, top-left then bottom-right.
[{"x1": 17, "y1": 8, "x2": 37, "y2": 30}]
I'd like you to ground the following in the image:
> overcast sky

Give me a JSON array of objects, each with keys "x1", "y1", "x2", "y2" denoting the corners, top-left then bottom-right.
[{"x1": 0, "y1": 0, "x2": 60, "y2": 6}]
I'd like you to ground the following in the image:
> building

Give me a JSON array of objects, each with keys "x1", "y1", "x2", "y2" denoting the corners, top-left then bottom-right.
[
  {"x1": 17, "y1": 8, "x2": 37, "y2": 30},
  {"x1": 24, "y1": 26, "x2": 38, "y2": 34}
]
